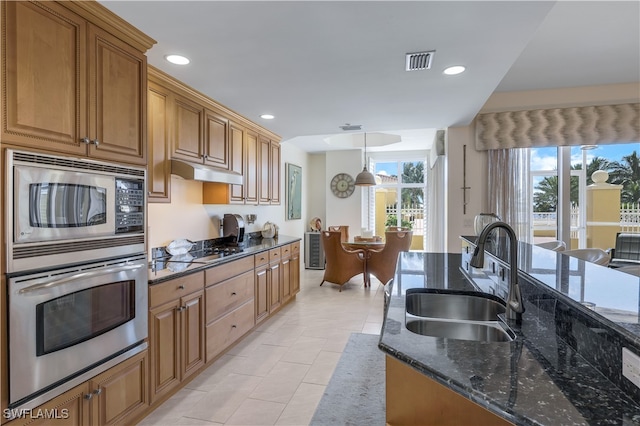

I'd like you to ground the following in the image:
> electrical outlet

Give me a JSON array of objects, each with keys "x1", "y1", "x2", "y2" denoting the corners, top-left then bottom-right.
[{"x1": 622, "y1": 347, "x2": 640, "y2": 389}]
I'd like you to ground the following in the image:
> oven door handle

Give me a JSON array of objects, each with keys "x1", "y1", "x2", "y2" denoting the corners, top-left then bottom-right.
[{"x1": 18, "y1": 264, "x2": 144, "y2": 294}]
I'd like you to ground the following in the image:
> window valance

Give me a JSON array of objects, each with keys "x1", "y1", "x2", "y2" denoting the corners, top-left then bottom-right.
[{"x1": 475, "y1": 103, "x2": 639, "y2": 151}]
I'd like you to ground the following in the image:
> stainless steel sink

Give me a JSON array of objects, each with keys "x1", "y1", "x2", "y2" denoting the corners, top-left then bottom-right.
[
  {"x1": 404, "y1": 290, "x2": 515, "y2": 343},
  {"x1": 405, "y1": 318, "x2": 515, "y2": 342},
  {"x1": 406, "y1": 291, "x2": 505, "y2": 321}
]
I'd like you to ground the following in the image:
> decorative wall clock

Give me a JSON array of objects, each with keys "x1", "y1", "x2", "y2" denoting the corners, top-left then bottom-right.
[{"x1": 330, "y1": 173, "x2": 355, "y2": 198}]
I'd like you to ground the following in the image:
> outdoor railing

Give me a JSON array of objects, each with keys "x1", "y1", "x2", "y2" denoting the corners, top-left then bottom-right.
[
  {"x1": 385, "y1": 204, "x2": 425, "y2": 235},
  {"x1": 533, "y1": 202, "x2": 640, "y2": 234}
]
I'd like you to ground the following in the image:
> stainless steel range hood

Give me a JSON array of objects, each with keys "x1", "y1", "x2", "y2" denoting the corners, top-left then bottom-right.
[{"x1": 171, "y1": 159, "x2": 243, "y2": 185}]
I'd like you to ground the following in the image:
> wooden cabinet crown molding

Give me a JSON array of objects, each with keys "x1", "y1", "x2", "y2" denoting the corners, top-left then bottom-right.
[
  {"x1": 148, "y1": 66, "x2": 280, "y2": 142},
  {"x1": 60, "y1": 0, "x2": 156, "y2": 52}
]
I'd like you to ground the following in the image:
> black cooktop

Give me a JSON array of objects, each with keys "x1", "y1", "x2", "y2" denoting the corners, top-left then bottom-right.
[{"x1": 150, "y1": 245, "x2": 245, "y2": 275}]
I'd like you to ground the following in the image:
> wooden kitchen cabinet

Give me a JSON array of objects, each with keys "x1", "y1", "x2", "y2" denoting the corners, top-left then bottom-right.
[
  {"x1": 171, "y1": 95, "x2": 231, "y2": 170},
  {"x1": 148, "y1": 272, "x2": 205, "y2": 404},
  {"x1": 281, "y1": 244, "x2": 292, "y2": 303},
  {"x1": 1, "y1": 1, "x2": 153, "y2": 166},
  {"x1": 268, "y1": 248, "x2": 282, "y2": 313},
  {"x1": 88, "y1": 349, "x2": 149, "y2": 426},
  {"x1": 147, "y1": 79, "x2": 173, "y2": 202},
  {"x1": 254, "y1": 252, "x2": 270, "y2": 324},
  {"x1": 4, "y1": 350, "x2": 148, "y2": 426},
  {"x1": 291, "y1": 241, "x2": 301, "y2": 295},
  {"x1": 258, "y1": 136, "x2": 281, "y2": 205},
  {"x1": 204, "y1": 257, "x2": 255, "y2": 362},
  {"x1": 385, "y1": 356, "x2": 513, "y2": 426}
]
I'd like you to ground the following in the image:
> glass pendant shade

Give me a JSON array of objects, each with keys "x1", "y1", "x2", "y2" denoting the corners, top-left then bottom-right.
[{"x1": 355, "y1": 133, "x2": 376, "y2": 186}]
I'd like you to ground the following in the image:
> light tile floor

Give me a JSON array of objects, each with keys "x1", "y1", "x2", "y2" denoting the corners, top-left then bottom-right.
[{"x1": 138, "y1": 268, "x2": 385, "y2": 426}]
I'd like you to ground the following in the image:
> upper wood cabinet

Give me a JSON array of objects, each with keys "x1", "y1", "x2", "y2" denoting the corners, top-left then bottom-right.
[
  {"x1": 258, "y1": 135, "x2": 281, "y2": 205},
  {"x1": 1, "y1": 1, "x2": 154, "y2": 166},
  {"x1": 171, "y1": 95, "x2": 230, "y2": 170},
  {"x1": 147, "y1": 80, "x2": 173, "y2": 202}
]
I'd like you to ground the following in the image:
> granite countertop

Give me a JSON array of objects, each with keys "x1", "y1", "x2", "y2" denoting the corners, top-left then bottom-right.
[
  {"x1": 148, "y1": 235, "x2": 301, "y2": 284},
  {"x1": 378, "y1": 251, "x2": 640, "y2": 425}
]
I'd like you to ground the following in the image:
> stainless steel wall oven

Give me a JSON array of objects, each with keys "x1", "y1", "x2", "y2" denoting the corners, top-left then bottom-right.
[
  {"x1": 4, "y1": 150, "x2": 148, "y2": 412},
  {"x1": 6, "y1": 149, "x2": 145, "y2": 273}
]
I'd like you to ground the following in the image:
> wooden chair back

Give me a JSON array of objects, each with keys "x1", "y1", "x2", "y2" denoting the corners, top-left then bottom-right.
[
  {"x1": 367, "y1": 231, "x2": 413, "y2": 285},
  {"x1": 320, "y1": 230, "x2": 365, "y2": 291},
  {"x1": 327, "y1": 225, "x2": 349, "y2": 242},
  {"x1": 386, "y1": 226, "x2": 411, "y2": 232}
]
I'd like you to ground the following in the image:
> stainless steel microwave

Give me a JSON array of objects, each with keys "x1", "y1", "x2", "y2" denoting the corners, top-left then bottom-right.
[{"x1": 6, "y1": 149, "x2": 146, "y2": 273}]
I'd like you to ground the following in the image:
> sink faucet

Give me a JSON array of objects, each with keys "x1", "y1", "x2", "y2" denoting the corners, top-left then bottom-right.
[{"x1": 469, "y1": 221, "x2": 524, "y2": 321}]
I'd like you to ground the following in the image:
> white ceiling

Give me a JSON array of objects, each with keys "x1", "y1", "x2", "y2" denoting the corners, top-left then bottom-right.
[{"x1": 99, "y1": 1, "x2": 640, "y2": 153}]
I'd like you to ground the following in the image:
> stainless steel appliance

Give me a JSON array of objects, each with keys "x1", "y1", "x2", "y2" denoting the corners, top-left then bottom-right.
[
  {"x1": 7, "y1": 254, "x2": 148, "y2": 410},
  {"x1": 223, "y1": 214, "x2": 245, "y2": 243},
  {"x1": 6, "y1": 149, "x2": 146, "y2": 272}
]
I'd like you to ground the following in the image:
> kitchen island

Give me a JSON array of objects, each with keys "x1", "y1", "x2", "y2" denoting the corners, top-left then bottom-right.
[{"x1": 379, "y1": 245, "x2": 640, "y2": 425}]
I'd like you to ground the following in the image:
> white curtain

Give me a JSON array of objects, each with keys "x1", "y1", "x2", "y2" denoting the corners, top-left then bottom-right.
[
  {"x1": 426, "y1": 156, "x2": 446, "y2": 252},
  {"x1": 487, "y1": 149, "x2": 532, "y2": 242}
]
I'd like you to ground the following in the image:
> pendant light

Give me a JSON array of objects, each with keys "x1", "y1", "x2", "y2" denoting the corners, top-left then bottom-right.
[{"x1": 355, "y1": 133, "x2": 376, "y2": 186}]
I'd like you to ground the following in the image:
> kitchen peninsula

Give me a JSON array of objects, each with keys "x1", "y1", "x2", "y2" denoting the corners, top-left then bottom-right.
[{"x1": 379, "y1": 241, "x2": 640, "y2": 425}]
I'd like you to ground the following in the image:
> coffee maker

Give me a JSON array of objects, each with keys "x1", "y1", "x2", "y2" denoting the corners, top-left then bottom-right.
[{"x1": 223, "y1": 214, "x2": 245, "y2": 244}]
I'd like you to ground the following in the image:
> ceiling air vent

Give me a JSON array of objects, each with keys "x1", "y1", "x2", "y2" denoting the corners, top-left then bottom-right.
[
  {"x1": 339, "y1": 123, "x2": 362, "y2": 131},
  {"x1": 405, "y1": 50, "x2": 435, "y2": 71}
]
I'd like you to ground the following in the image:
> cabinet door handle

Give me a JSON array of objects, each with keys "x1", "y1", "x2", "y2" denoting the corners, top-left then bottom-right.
[
  {"x1": 177, "y1": 306, "x2": 186, "y2": 312},
  {"x1": 81, "y1": 137, "x2": 90, "y2": 144},
  {"x1": 231, "y1": 325, "x2": 237, "y2": 329},
  {"x1": 178, "y1": 285, "x2": 185, "y2": 290},
  {"x1": 93, "y1": 388, "x2": 102, "y2": 396},
  {"x1": 92, "y1": 139, "x2": 100, "y2": 147},
  {"x1": 231, "y1": 292, "x2": 237, "y2": 296},
  {"x1": 84, "y1": 393, "x2": 93, "y2": 400}
]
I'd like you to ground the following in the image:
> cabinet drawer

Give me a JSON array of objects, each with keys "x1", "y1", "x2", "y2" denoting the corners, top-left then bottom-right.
[
  {"x1": 206, "y1": 300, "x2": 255, "y2": 362},
  {"x1": 149, "y1": 271, "x2": 204, "y2": 308},
  {"x1": 281, "y1": 244, "x2": 292, "y2": 258},
  {"x1": 205, "y1": 270, "x2": 254, "y2": 323},
  {"x1": 254, "y1": 251, "x2": 269, "y2": 267},
  {"x1": 291, "y1": 241, "x2": 300, "y2": 254},
  {"x1": 205, "y1": 256, "x2": 254, "y2": 286},
  {"x1": 269, "y1": 247, "x2": 282, "y2": 263}
]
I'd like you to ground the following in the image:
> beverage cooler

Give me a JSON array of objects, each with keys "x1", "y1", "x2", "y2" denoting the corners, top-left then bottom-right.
[{"x1": 304, "y1": 232, "x2": 325, "y2": 269}]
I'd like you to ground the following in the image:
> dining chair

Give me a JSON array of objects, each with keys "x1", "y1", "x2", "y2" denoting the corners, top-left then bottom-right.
[
  {"x1": 535, "y1": 240, "x2": 566, "y2": 252},
  {"x1": 366, "y1": 230, "x2": 413, "y2": 286},
  {"x1": 386, "y1": 226, "x2": 411, "y2": 232},
  {"x1": 563, "y1": 248, "x2": 610, "y2": 266},
  {"x1": 320, "y1": 230, "x2": 366, "y2": 291},
  {"x1": 327, "y1": 225, "x2": 349, "y2": 242}
]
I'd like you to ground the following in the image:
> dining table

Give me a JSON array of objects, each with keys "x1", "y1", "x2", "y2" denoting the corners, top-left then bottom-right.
[{"x1": 342, "y1": 238, "x2": 385, "y2": 287}]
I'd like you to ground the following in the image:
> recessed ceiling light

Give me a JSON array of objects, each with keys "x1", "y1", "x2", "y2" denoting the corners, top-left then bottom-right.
[
  {"x1": 443, "y1": 65, "x2": 465, "y2": 75},
  {"x1": 165, "y1": 54, "x2": 190, "y2": 65},
  {"x1": 260, "y1": 114, "x2": 275, "y2": 120}
]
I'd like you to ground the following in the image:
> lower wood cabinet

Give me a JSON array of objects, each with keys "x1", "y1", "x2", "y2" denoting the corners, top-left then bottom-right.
[
  {"x1": 291, "y1": 242, "x2": 301, "y2": 295},
  {"x1": 385, "y1": 355, "x2": 513, "y2": 426},
  {"x1": 5, "y1": 350, "x2": 148, "y2": 426},
  {"x1": 204, "y1": 260, "x2": 255, "y2": 362},
  {"x1": 148, "y1": 272, "x2": 205, "y2": 404}
]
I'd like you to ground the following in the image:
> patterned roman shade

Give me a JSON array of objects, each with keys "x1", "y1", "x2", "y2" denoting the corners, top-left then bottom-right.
[{"x1": 475, "y1": 103, "x2": 640, "y2": 150}]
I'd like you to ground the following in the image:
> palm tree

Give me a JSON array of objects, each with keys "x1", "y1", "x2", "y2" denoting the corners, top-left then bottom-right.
[{"x1": 609, "y1": 151, "x2": 640, "y2": 203}]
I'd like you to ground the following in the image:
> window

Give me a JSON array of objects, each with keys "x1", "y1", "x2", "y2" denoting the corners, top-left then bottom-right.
[
  {"x1": 372, "y1": 159, "x2": 426, "y2": 249},
  {"x1": 530, "y1": 142, "x2": 638, "y2": 248}
]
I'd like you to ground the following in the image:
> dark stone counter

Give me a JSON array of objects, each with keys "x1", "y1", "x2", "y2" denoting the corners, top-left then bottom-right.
[
  {"x1": 378, "y1": 250, "x2": 640, "y2": 425},
  {"x1": 147, "y1": 235, "x2": 301, "y2": 284}
]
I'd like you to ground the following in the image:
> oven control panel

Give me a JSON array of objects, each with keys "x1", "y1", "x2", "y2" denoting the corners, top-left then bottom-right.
[{"x1": 115, "y1": 178, "x2": 145, "y2": 233}]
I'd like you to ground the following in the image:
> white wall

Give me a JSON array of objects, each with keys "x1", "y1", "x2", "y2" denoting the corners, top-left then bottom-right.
[
  {"x1": 147, "y1": 142, "x2": 309, "y2": 255},
  {"x1": 325, "y1": 149, "x2": 366, "y2": 236}
]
